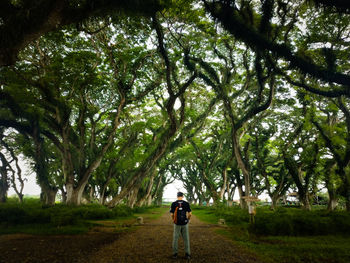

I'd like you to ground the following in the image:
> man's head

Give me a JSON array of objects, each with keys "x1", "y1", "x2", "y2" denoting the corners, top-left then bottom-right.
[{"x1": 177, "y1": 192, "x2": 184, "y2": 200}]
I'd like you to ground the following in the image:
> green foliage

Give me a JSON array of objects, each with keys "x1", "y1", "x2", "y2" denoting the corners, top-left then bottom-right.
[
  {"x1": 194, "y1": 205, "x2": 350, "y2": 263},
  {"x1": 0, "y1": 198, "x2": 134, "y2": 232},
  {"x1": 193, "y1": 205, "x2": 350, "y2": 237}
]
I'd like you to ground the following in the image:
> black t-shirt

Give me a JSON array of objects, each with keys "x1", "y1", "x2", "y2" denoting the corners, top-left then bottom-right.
[{"x1": 170, "y1": 200, "x2": 192, "y2": 225}]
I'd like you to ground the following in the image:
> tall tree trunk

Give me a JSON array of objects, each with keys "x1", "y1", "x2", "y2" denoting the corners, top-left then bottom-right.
[
  {"x1": 33, "y1": 126, "x2": 58, "y2": 206},
  {"x1": 218, "y1": 167, "x2": 228, "y2": 201},
  {"x1": 232, "y1": 130, "x2": 250, "y2": 208},
  {"x1": 284, "y1": 154, "x2": 312, "y2": 211},
  {"x1": 0, "y1": 168, "x2": 8, "y2": 203},
  {"x1": 325, "y1": 169, "x2": 338, "y2": 211}
]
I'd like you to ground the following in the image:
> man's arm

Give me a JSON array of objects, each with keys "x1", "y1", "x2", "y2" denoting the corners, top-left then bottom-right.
[
  {"x1": 187, "y1": 212, "x2": 192, "y2": 220},
  {"x1": 187, "y1": 203, "x2": 192, "y2": 221},
  {"x1": 170, "y1": 202, "x2": 175, "y2": 221}
]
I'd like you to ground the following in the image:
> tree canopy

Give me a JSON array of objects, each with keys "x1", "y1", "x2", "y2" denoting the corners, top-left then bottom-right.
[{"x1": 1, "y1": 0, "x2": 350, "y2": 211}]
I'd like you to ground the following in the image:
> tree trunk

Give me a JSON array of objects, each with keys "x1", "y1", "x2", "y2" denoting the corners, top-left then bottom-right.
[
  {"x1": 211, "y1": 193, "x2": 219, "y2": 205},
  {"x1": 41, "y1": 187, "x2": 58, "y2": 206},
  {"x1": 89, "y1": 186, "x2": 94, "y2": 202},
  {"x1": 326, "y1": 181, "x2": 338, "y2": 211},
  {"x1": 108, "y1": 131, "x2": 175, "y2": 207},
  {"x1": 65, "y1": 181, "x2": 87, "y2": 205},
  {"x1": 300, "y1": 193, "x2": 311, "y2": 211},
  {"x1": 0, "y1": 169, "x2": 8, "y2": 203},
  {"x1": 60, "y1": 187, "x2": 67, "y2": 203},
  {"x1": 270, "y1": 194, "x2": 280, "y2": 210},
  {"x1": 218, "y1": 167, "x2": 228, "y2": 201},
  {"x1": 127, "y1": 188, "x2": 139, "y2": 208},
  {"x1": 327, "y1": 198, "x2": 338, "y2": 211},
  {"x1": 33, "y1": 127, "x2": 59, "y2": 206},
  {"x1": 154, "y1": 185, "x2": 165, "y2": 206},
  {"x1": 136, "y1": 171, "x2": 156, "y2": 207}
]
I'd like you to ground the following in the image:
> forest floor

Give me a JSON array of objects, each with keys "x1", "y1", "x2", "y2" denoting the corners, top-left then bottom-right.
[{"x1": 0, "y1": 208, "x2": 264, "y2": 263}]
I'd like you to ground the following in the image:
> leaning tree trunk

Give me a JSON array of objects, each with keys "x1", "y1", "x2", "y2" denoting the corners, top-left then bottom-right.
[
  {"x1": 127, "y1": 187, "x2": 139, "y2": 208},
  {"x1": 232, "y1": 131, "x2": 250, "y2": 209},
  {"x1": 136, "y1": 171, "x2": 156, "y2": 207},
  {"x1": 218, "y1": 167, "x2": 228, "y2": 201}
]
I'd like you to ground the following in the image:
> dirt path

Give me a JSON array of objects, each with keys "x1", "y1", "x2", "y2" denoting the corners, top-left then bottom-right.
[
  {"x1": 0, "y1": 210, "x2": 264, "y2": 263},
  {"x1": 88, "y1": 212, "x2": 263, "y2": 263}
]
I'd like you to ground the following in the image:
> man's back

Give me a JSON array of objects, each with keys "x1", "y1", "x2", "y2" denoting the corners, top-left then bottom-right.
[{"x1": 170, "y1": 200, "x2": 191, "y2": 225}]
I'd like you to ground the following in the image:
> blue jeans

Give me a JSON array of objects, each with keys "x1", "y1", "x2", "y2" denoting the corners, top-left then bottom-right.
[{"x1": 172, "y1": 223, "x2": 190, "y2": 255}]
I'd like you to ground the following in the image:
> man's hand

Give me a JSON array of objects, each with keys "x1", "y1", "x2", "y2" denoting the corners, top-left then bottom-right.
[
  {"x1": 187, "y1": 212, "x2": 192, "y2": 221},
  {"x1": 171, "y1": 213, "x2": 174, "y2": 221}
]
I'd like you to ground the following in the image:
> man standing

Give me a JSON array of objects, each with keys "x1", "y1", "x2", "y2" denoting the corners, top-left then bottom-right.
[{"x1": 170, "y1": 192, "x2": 192, "y2": 259}]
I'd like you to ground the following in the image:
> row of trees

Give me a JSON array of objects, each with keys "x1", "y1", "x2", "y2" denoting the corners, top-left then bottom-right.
[{"x1": 0, "y1": 0, "x2": 349, "y2": 210}]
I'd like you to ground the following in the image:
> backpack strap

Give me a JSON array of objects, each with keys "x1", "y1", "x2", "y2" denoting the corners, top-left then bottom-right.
[{"x1": 173, "y1": 206, "x2": 178, "y2": 224}]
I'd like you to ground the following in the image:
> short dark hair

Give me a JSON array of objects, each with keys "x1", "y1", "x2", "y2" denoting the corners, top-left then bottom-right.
[{"x1": 177, "y1": 192, "x2": 184, "y2": 197}]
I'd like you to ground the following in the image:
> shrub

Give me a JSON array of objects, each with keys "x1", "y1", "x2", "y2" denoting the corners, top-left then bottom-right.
[
  {"x1": 251, "y1": 208, "x2": 350, "y2": 236},
  {"x1": 51, "y1": 211, "x2": 78, "y2": 227},
  {"x1": 112, "y1": 205, "x2": 133, "y2": 217},
  {"x1": 0, "y1": 199, "x2": 135, "y2": 229},
  {"x1": 0, "y1": 205, "x2": 26, "y2": 224},
  {"x1": 194, "y1": 205, "x2": 350, "y2": 237}
]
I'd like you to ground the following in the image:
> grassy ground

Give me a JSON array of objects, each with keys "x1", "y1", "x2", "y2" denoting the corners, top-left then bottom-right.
[
  {"x1": 193, "y1": 206, "x2": 350, "y2": 263},
  {"x1": 0, "y1": 198, "x2": 168, "y2": 235}
]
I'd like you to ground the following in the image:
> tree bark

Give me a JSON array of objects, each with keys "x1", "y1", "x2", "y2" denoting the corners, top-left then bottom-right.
[
  {"x1": 271, "y1": 196, "x2": 278, "y2": 210},
  {"x1": 127, "y1": 187, "x2": 139, "y2": 208},
  {"x1": 41, "y1": 187, "x2": 58, "y2": 206},
  {"x1": 0, "y1": 167, "x2": 8, "y2": 203},
  {"x1": 136, "y1": 171, "x2": 156, "y2": 207},
  {"x1": 60, "y1": 186, "x2": 67, "y2": 203}
]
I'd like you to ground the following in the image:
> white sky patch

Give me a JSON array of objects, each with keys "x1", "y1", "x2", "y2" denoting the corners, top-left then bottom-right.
[
  {"x1": 174, "y1": 97, "x2": 181, "y2": 110},
  {"x1": 163, "y1": 179, "x2": 186, "y2": 201}
]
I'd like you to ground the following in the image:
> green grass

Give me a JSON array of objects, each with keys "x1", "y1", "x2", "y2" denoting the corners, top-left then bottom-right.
[
  {"x1": 193, "y1": 206, "x2": 350, "y2": 263},
  {"x1": 134, "y1": 206, "x2": 169, "y2": 220},
  {"x1": 0, "y1": 198, "x2": 167, "y2": 235},
  {"x1": 0, "y1": 223, "x2": 91, "y2": 235}
]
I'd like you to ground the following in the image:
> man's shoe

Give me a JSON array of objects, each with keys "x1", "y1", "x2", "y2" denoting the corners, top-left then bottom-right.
[
  {"x1": 185, "y1": 253, "x2": 191, "y2": 260},
  {"x1": 172, "y1": 253, "x2": 178, "y2": 259}
]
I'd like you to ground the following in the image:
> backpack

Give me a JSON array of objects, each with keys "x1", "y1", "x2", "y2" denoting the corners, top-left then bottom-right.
[{"x1": 173, "y1": 201, "x2": 188, "y2": 225}]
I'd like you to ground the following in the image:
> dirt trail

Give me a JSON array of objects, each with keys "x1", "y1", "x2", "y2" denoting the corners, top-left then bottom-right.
[
  {"x1": 88, "y1": 212, "x2": 263, "y2": 263},
  {"x1": 0, "y1": 210, "x2": 264, "y2": 263}
]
